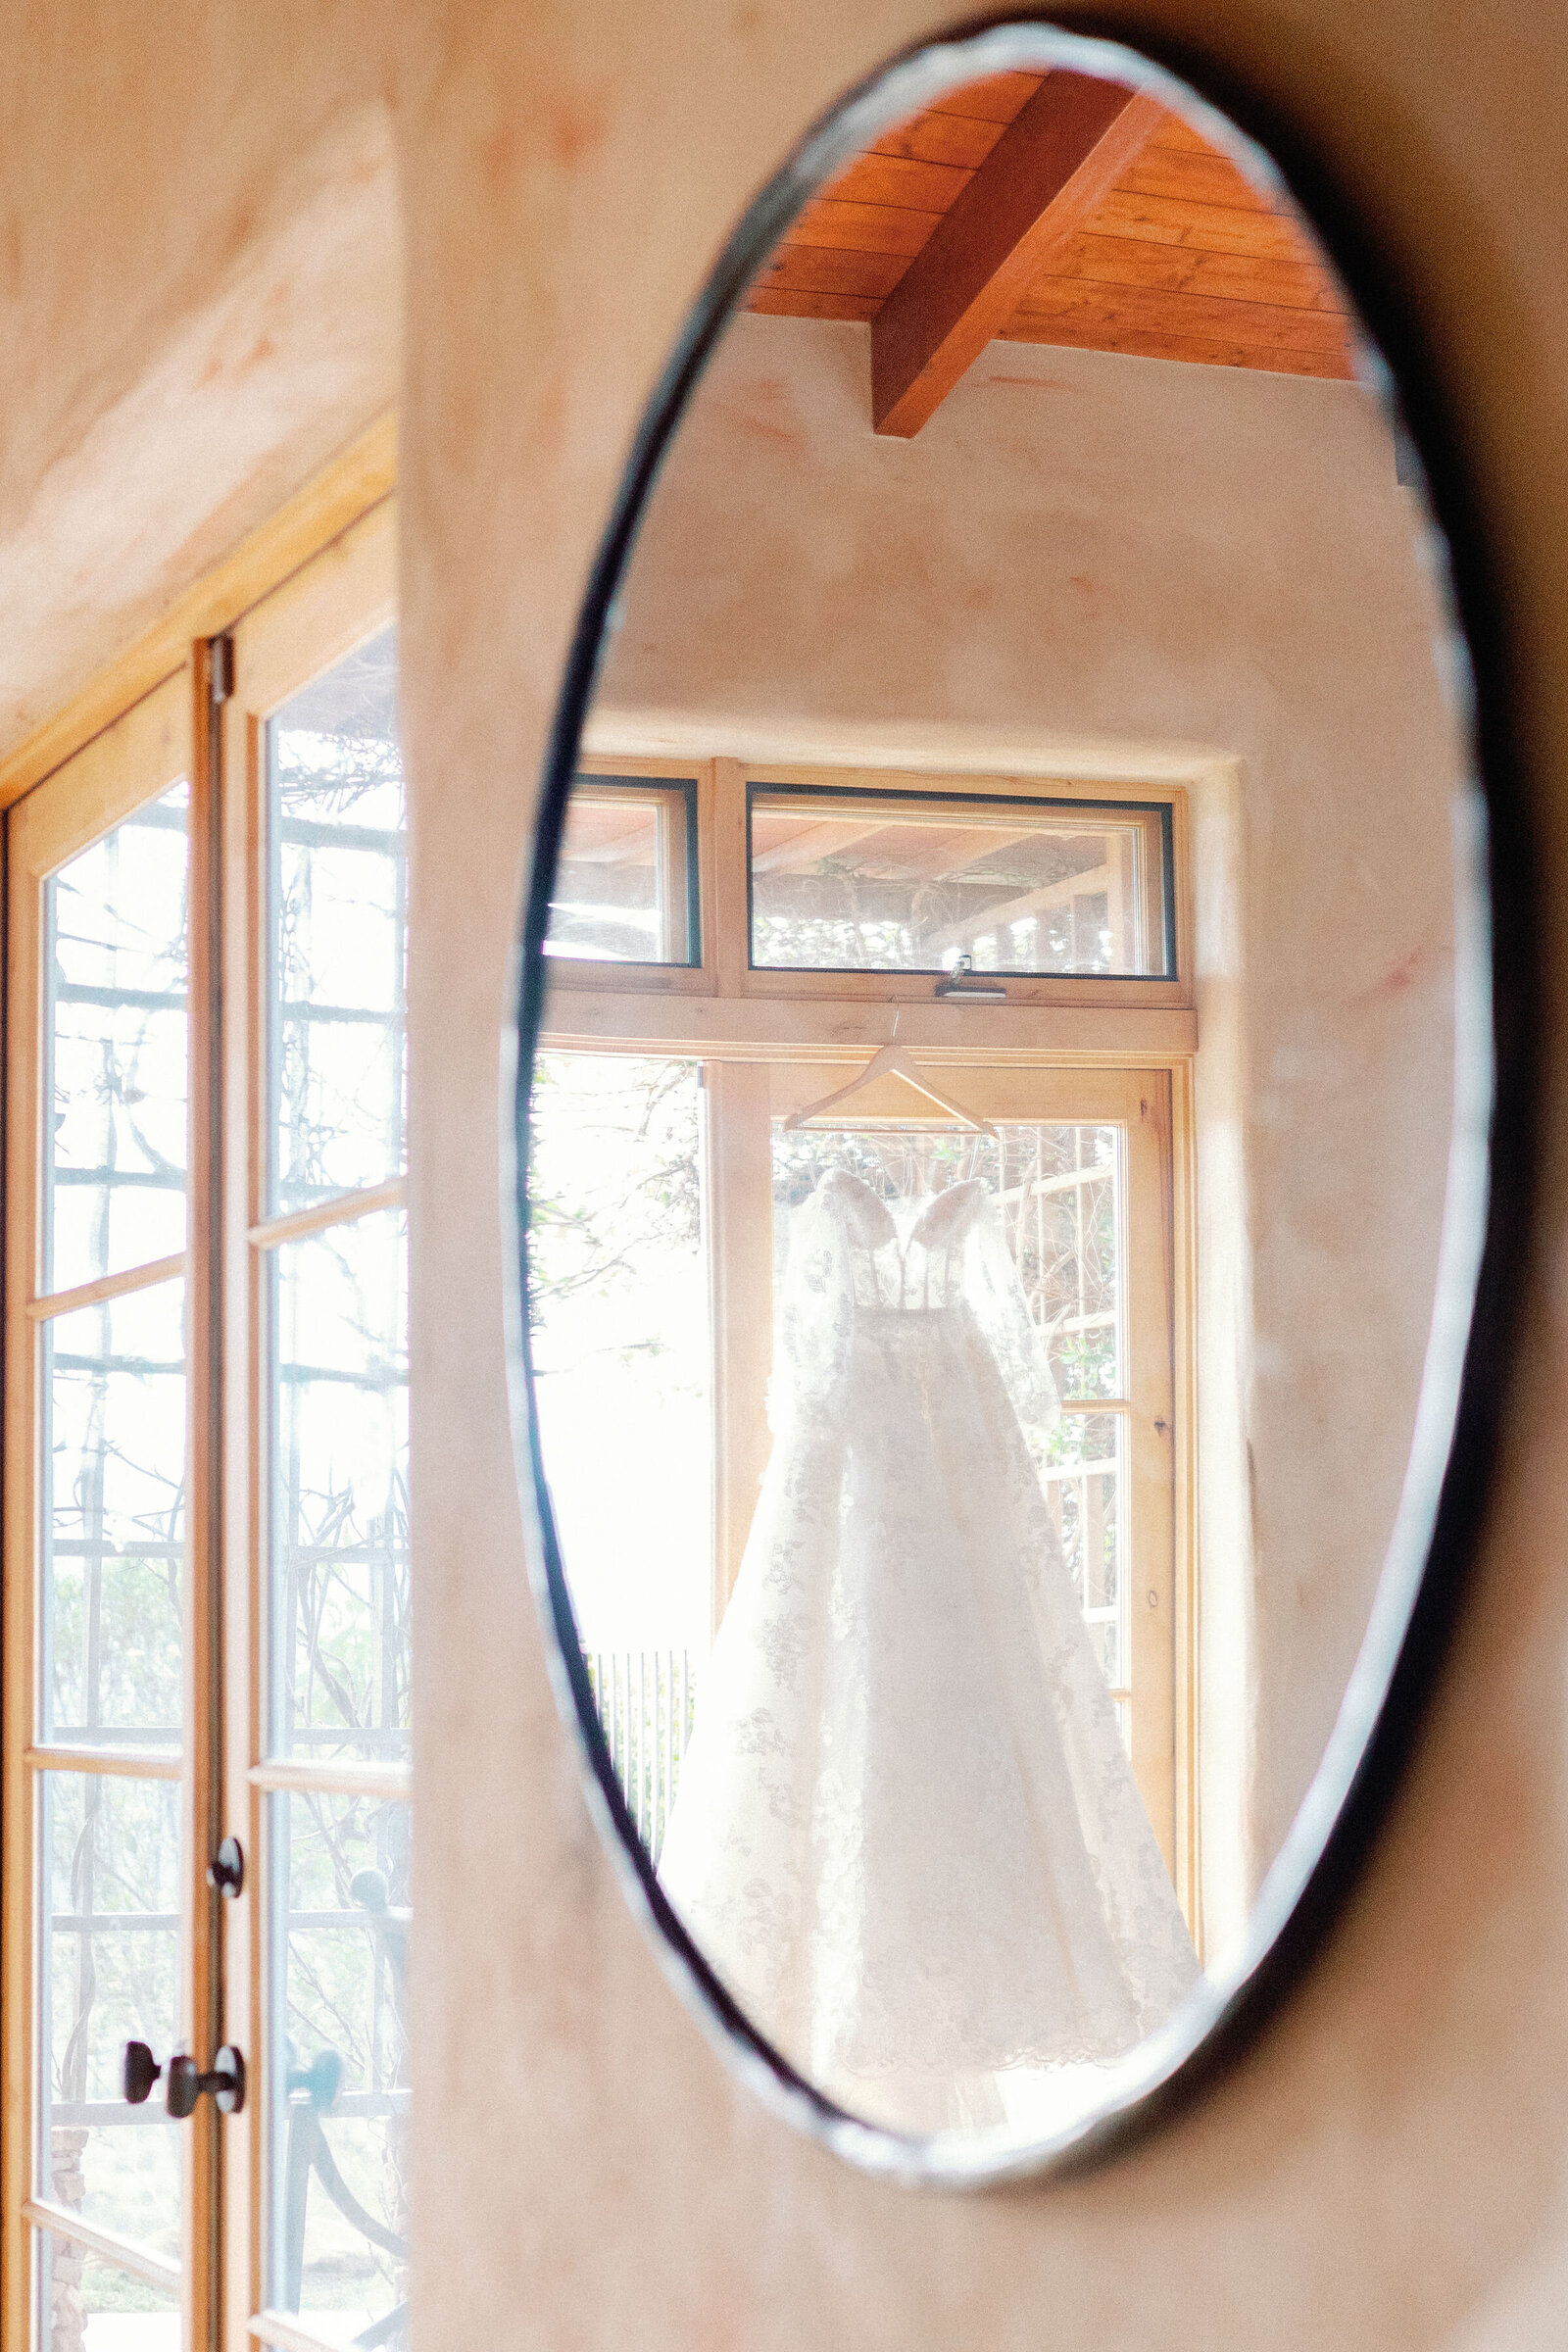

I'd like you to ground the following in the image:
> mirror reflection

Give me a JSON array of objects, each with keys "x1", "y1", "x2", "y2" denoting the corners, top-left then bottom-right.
[{"x1": 523, "y1": 50, "x2": 1472, "y2": 2148}]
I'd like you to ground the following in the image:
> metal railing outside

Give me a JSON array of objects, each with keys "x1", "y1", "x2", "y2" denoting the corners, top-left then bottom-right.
[{"x1": 585, "y1": 1650, "x2": 698, "y2": 1863}]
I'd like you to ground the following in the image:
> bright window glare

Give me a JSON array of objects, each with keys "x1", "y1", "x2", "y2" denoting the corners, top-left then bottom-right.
[{"x1": 527, "y1": 1054, "x2": 711, "y2": 1652}]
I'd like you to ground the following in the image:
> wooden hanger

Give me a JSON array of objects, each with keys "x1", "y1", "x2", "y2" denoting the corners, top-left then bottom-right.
[{"x1": 783, "y1": 1023, "x2": 997, "y2": 1136}]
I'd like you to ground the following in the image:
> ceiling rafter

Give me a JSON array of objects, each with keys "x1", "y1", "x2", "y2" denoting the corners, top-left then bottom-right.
[{"x1": 870, "y1": 74, "x2": 1166, "y2": 437}]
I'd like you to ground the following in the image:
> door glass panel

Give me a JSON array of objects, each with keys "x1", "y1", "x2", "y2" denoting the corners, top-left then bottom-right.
[
  {"x1": 41, "y1": 1283, "x2": 185, "y2": 1748},
  {"x1": 45, "y1": 784, "x2": 189, "y2": 1296},
  {"x1": 1047, "y1": 1411, "x2": 1128, "y2": 1742},
  {"x1": 269, "y1": 1214, "x2": 409, "y2": 1766},
  {"x1": 544, "y1": 776, "x2": 699, "y2": 965},
  {"x1": 525, "y1": 1053, "x2": 710, "y2": 1658},
  {"x1": 37, "y1": 1773, "x2": 182, "y2": 2252},
  {"x1": 749, "y1": 785, "x2": 1172, "y2": 977},
  {"x1": 266, "y1": 1792, "x2": 409, "y2": 2348},
  {"x1": 993, "y1": 1123, "x2": 1122, "y2": 1403},
  {"x1": 35, "y1": 2232, "x2": 179, "y2": 2352},
  {"x1": 268, "y1": 628, "x2": 406, "y2": 1213}
]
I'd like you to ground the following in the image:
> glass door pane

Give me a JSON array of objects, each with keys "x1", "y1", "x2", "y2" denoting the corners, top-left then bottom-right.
[
  {"x1": 268, "y1": 628, "x2": 405, "y2": 1214},
  {"x1": 41, "y1": 1283, "x2": 187, "y2": 1751},
  {"x1": 249, "y1": 605, "x2": 410, "y2": 2351},
  {"x1": 7, "y1": 676, "x2": 193, "y2": 2352},
  {"x1": 38, "y1": 1771, "x2": 183, "y2": 2240},
  {"x1": 269, "y1": 1212, "x2": 409, "y2": 1769},
  {"x1": 45, "y1": 784, "x2": 190, "y2": 1291},
  {"x1": 264, "y1": 1792, "x2": 410, "y2": 2345},
  {"x1": 36, "y1": 2228, "x2": 179, "y2": 2352}
]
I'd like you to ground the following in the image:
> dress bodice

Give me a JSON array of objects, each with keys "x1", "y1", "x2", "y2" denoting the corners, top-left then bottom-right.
[
  {"x1": 777, "y1": 1168, "x2": 1061, "y2": 1433},
  {"x1": 814, "y1": 1169, "x2": 989, "y2": 1310}
]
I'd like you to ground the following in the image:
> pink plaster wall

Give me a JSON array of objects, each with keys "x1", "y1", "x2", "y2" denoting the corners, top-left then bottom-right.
[{"x1": 4, "y1": 4, "x2": 1568, "y2": 2348}]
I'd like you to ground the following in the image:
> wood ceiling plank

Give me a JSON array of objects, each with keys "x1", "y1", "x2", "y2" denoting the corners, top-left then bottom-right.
[
  {"x1": 747, "y1": 288, "x2": 881, "y2": 322},
  {"x1": 1118, "y1": 147, "x2": 1280, "y2": 211},
  {"x1": 1084, "y1": 188, "x2": 1310, "y2": 261},
  {"x1": 1001, "y1": 311, "x2": 1356, "y2": 378},
  {"x1": 1145, "y1": 113, "x2": 1214, "y2": 153},
  {"x1": 1047, "y1": 228, "x2": 1348, "y2": 315},
  {"x1": 824, "y1": 150, "x2": 975, "y2": 215},
  {"x1": 1012, "y1": 275, "x2": 1353, "y2": 355},
  {"x1": 872, "y1": 113, "x2": 1007, "y2": 171},
  {"x1": 788, "y1": 194, "x2": 941, "y2": 258},
  {"x1": 871, "y1": 74, "x2": 1166, "y2": 436},
  {"x1": 757, "y1": 243, "x2": 912, "y2": 300},
  {"x1": 925, "y1": 71, "x2": 1044, "y2": 125}
]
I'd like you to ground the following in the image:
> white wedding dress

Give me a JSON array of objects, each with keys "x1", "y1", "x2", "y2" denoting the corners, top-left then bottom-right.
[{"x1": 657, "y1": 1169, "x2": 1199, "y2": 2134}]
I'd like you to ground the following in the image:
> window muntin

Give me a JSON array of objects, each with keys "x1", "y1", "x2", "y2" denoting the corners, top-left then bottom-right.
[
  {"x1": 748, "y1": 783, "x2": 1173, "y2": 979},
  {"x1": 544, "y1": 776, "x2": 699, "y2": 967},
  {"x1": 35, "y1": 2233, "x2": 178, "y2": 2351}
]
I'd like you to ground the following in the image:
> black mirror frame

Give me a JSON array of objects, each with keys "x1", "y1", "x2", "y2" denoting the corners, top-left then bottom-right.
[{"x1": 505, "y1": 14, "x2": 1536, "y2": 2185}]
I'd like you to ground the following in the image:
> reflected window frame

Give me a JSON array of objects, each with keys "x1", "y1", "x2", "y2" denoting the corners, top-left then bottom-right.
[
  {"x1": 546, "y1": 771, "x2": 701, "y2": 969},
  {"x1": 541, "y1": 753, "x2": 1191, "y2": 1014},
  {"x1": 746, "y1": 774, "x2": 1177, "y2": 983}
]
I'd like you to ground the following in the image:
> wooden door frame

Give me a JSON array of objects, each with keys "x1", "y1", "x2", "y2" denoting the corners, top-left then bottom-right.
[
  {"x1": 535, "y1": 1030, "x2": 1199, "y2": 1936},
  {"x1": 3, "y1": 671, "x2": 205, "y2": 2351},
  {"x1": 220, "y1": 498, "x2": 402, "y2": 2352},
  {"x1": 1, "y1": 419, "x2": 398, "y2": 2352}
]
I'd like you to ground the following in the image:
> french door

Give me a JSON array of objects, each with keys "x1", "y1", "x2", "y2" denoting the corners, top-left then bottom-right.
[
  {"x1": 530, "y1": 1046, "x2": 1185, "y2": 1894},
  {"x1": 760, "y1": 1060, "x2": 1179, "y2": 1873},
  {"x1": 4, "y1": 499, "x2": 410, "y2": 2352}
]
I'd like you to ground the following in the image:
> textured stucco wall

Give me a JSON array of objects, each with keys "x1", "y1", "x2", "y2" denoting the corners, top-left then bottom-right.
[{"x1": 4, "y1": 3, "x2": 1568, "y2": 2347}]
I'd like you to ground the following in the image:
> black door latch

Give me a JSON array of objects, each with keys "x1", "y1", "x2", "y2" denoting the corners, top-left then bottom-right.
[{"x1": 122, "y1": 2040, "x2": 246, "y2": 2118}]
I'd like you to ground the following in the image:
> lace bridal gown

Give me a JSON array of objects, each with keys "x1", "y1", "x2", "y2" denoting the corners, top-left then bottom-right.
[{"x1": 657, "y1": 1169, "x2": 1199, "y2": 2135}]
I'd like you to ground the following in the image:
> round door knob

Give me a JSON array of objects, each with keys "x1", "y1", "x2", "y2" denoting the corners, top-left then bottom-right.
[
  {"x1": 206, "y1": 1838, "x2": 244, "y2": 1899},
  {"x1": 122, "y1": 2040, "x2": 245, "y2": 2117},
  {"x1": 122, "y1": 2041, "x2": 162, "y2": 2104}
]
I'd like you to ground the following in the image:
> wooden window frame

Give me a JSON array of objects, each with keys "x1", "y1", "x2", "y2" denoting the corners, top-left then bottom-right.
[
  {"x1": 553, "y1": 773, "x2": 703, "y2": 969},
  {"x1": 732, "y1": 762, "x2": 1189, "y2": 1006},
  {"x1": 1, "y1": 420, "x2": 400, "y2": 2352},
  {"x1": 537, "y1": 752, "x2": 1202, "y2": 1938},
  {"x1": 746, "y1": 780, "x2": 1172, "y2": 985},
  {"x1": 220, "y1": 497, "x2": 406, "y2": 2352},
  {"x1": 545, "y1": 756, "x2": 715, "y2": 999},
  {"x1": 546, "y1": 760, "x2": 1196, "y2": 1062},
  {"x1": 4, "y1": 670, "x2": 209, "y2": 2352}
]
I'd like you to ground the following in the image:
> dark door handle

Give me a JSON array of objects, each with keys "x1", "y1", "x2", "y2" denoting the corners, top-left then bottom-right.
[{"x1": 123, "y1": 2040, "x2": 246, "y2": 2117}]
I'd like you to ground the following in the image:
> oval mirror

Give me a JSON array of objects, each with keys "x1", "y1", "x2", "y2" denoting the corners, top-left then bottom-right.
[{"x1": 511, "y1": 24, "x2": 1522, "y2": 2179}]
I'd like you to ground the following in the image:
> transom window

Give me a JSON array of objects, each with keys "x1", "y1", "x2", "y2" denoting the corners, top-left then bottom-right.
[
  {"x1": 747, "y1": 781, "x2": 1173, "y2": 977},
  {"x1": 546, "y1": 776, "x2": 700, "y2": 966}
]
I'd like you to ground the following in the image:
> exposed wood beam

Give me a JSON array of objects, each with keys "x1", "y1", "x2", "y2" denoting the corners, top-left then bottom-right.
[{"x1": 870, "y1": 75, "x2": 1165, "y2": 437}]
